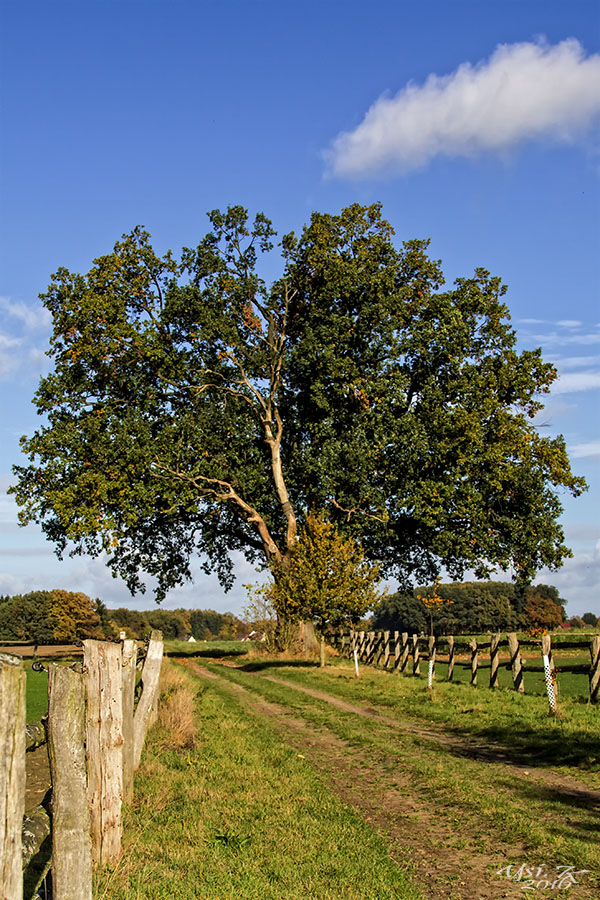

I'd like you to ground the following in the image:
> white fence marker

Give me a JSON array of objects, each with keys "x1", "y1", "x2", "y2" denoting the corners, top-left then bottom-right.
[
  {"x1": 541, "y1": 634, "x2": 557, "y2": 715},
  {"x1": 428, "y1": 658, "x2": 434, "y2": 690}
]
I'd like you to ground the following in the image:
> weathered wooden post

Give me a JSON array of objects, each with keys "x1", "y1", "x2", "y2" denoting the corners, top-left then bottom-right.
[
  {"x1": 359, "y1": 631, "x2": 366, "y2": 662},
  {"x1": 590, "y1": 636, "x2": 600, "y2": 704},
  {"x1": 133, "y1": 630, "x2": 164, "y2": 769},
  {"x1": 320, "y1": 635, "x2": 326, "y2": 668},
  {"x1": 489, "y1": 633, "x2": 500, "y2": 689},
  {"x1": 469, "y1": 638, "x2": 479, "y2": 686},
  {"x1": 0, "y1": 653, "x2": 25, "y2": 900},
  {"x1": 447, "y1": 635, "x2": 455, "y2": 681},
  {"x1": 383, "y1": 631, "x2": 391, "y2": 669},
  {"x1": 121, "y1": 639, "x2": 137, "y2": 803},
  {"x1": 47, "y1": 664, "x2": 93, "y2": 899},
  {"x1": 427, "y1": 635, "x2": 436, "y2": 689},
  {"x1": 340, "y1": 630, "x2": 348, "y2": 657},
  {"x1": 412, "y1": 634, "x2": 420, "y2": 676},
  {"x1": 507, "y1": 632, "x2": 524, "y2": 693},
  {"x1": 541, "y1": 634, "x2": 558, "y2": 716},
  {"x1": 393, "y1": 631, "x2": 401, "y2": 669},
  {"x1": 400, "y1": 632, "x2": 410, "y2": 673},
  {"x1": 84, "y1": 640, "x2": 124, "y2": 865},
  {"x1": 366, "y1": 631, "x2": 376, "y2": 665}
]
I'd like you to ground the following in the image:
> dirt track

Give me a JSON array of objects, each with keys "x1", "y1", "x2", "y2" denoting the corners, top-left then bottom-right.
[{"x1": 180, "y1": 659, "x2": 599, "y2": 900}]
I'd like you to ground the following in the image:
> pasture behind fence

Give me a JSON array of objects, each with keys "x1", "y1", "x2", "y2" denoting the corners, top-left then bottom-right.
[
  {"x1": 0, "y1": 630, "x2": 164, "y2": 900},
  {"x1": 330, "y1": 629, "x2": 600, "y2": 706}
]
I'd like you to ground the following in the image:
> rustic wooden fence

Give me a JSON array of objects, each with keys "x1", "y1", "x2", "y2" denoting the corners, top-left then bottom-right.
[
  {"x1": 0, "y1": 630, "x2": 164, "y2": 900},
  {"x1": 329, "y1": 629, "x2": 600, "y2": 704}
]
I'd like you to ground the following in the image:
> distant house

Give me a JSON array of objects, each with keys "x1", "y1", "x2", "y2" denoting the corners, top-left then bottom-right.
[{"x1": 240, "y1": 630, "x2": 266, "y2": 642}]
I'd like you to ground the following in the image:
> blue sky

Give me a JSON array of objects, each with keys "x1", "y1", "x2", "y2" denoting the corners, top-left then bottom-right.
[{"x1": 1, "y1": 0, "x2": 599, "y2": 616}]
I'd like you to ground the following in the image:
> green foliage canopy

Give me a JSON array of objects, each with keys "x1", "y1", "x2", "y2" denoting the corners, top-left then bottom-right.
[
  {"x1": 262, "y1": 512, "x2": 385, "y2": 629},
  {"x1": 0, "y1": 590, "x2": 106, "y2": 643},
  {"x1": 372, "y1": 581, "x2": 566, "y2": 635},
  {"x1": 11, "y1": 204, "x2": 586, "y2": 599}
]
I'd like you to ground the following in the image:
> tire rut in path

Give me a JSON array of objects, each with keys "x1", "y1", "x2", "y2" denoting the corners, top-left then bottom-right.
[
  {"x1": 180, "y1": 659, "x2": 547, "y2": 900},
  {"x1": 225, "y1": 665, "x2": 600, "y2": 808}
]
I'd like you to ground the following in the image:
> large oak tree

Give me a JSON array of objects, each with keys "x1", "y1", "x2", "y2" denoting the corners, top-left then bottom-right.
[{"x1": 11, "y1": 204, "x2": 585, "y2": 600}]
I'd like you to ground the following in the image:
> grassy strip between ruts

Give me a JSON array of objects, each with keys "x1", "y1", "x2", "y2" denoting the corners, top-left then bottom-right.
[
  {"x1": 94, "y1": 659, "x2": 423, "y2": 900},
  {"x1": 208, "y1": 660, "x2": 600, "y2": 890},
  {"x1": 236, "y1": 657, "x2": 600, "y2": 773}
]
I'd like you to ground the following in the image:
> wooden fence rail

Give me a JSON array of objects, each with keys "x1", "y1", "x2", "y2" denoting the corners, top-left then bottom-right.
[
  {"x1": 0, "y1": 630, "x2": 164, "y2": 900},
  {"x1": 329, "y1": 630, "x2": 600, "y2": 704}
]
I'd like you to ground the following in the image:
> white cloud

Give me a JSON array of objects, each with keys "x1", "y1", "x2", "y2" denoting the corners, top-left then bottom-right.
[
  {"x1": 556, "y1": 320, "x2": 583, "y2": 329},
  {"x1": 0, "y1": 333, "x2": 23, "y2": 378},
  {"x1": 536, "y1": 539, "x2": 600, "y2": 616},
  {"x1": 327, "y1": 39, "x2": 600, "y2": 177},
  {"x1": 551, "y1": 371, "x2": 600, "y2": 394},
  {"x1": 0, "y1": 297, "x2": 52, "y2": 382},
  {"x1": 0, "y1": 297, "x2": 50, "y2": 332},
  {"x1": 527, "y1": 330, "x2": 600, "y2": 348},
  {"x1": 554, "y1": 355, "x2": 600, "y2": 370},
  {"x1": 569, "y1": 441, "x2": 600, "y2": 460}
]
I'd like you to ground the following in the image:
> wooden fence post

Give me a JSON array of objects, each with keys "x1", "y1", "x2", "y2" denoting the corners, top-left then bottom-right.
[
  {"x1": 400, "y1": 632, "x2": 410, "y2": 673},
  {"x1": 47, "y1": 664, "x2": 92, "y2": 900},
  {"x1": 412, "y1": 634, "x2": 420, "y2": 676},
  {"x1": 428, "y1": 635, "x2": 436, "y2": 689},
  {"x1": 375, "y1": 632, "x2": 385, "y2": 667},
  {"x1": 121, "y1": 639, "x2": 137, "y2": 804},
  {"x1": 383, "y1": 631, "x2": 391, "y2": 669},
  {"x1": 489, "y1": 633, "x2": 500, "y2": 689},
  {"x1": 393, "y1": 631, "x2": 401, "y2": 669},
  {"x1": 469, "y1": 638, "x2": 478, "y2": 686},
  {"x1": 447, "y1": 635, "x2": 455, "y2": 681},
  {"x1": 366, "y1": 631, "x2": 376, "y2": 665},
  {"x1": 133, "y1": 630, "x2": 164, "y2": 770},
  {"x1": 589, "y1": 636, "x2": 600, "y2": 704},
  {"x1": 507, "y1": 632, "x2": 524, "y2": 693},
  {"x1": 359, "y1": 631, "x2": 366, "y2": 662},
  {"x1": 84, "y1": 640, "x2": 124, "y2": 865},
  {"x1": 0, "y1": 653, "x2": 25, "y2": 900}
]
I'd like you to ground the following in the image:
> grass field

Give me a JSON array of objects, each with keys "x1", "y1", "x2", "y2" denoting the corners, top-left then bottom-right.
[
  {"x1": 24, "y1": 662, "x2": 49, "y2": 723},
  {"x1": 94, "y1": 645, "x2": 599, "y2": 900},
  {"x1": 95, "y1": 660, "x2": 422, "y2": 900},
  {"x1": 163, "y1": 639, "x2": 254, "y2": 658}
]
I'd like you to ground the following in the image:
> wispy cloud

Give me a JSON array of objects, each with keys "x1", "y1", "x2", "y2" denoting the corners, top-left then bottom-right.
[
  {"x1": 0, "y1": 296, "x2": 51, "y2": 382},
  {"x1": 554, "y1": 355, "x2": 600, "y2": 370},
  {"x1": 0, "y1": 297, "x2": 50, "y2": 331},
  {"x1": 536, "y1": 538, "x2": 600, "y2": 614},
  {"x1": 0, "y1": 333, "x2": 23, "y2": 379},
  {"x1": 551, "y1": 371, "x2": 600, "y2": 394},
  {"x1": 326, "y1": 39, "x2": 600, "y2": 177},
  {"x1": 569, "y1": 441, "x2": 600, "y2": 459},
  {"x1": 556, "y1": 320, "x2": 583, "y2": 329}
]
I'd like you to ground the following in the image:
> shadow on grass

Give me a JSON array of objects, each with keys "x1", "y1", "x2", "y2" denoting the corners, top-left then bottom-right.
[
  {"x1": 496, "y1": 777, "x2": 600, "y2": 849},
  {"x1": 452, "y1": 721, "x2": 600, "y2": 770},
  {"x1": 166, "y1": 645, "x2": 251, "y2": 659},
  {"x1": 438, "y1": 724, "x2": 600, "y2": 771},
  {"x1": 237, "y1": 659, "x2": 318, "y2": 673}
]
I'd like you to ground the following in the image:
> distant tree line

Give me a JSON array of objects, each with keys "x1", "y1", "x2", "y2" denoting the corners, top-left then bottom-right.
[
  {"x1": 108, "y1": 607, "x2": 245, "y2": 641},
  {"x1": 0, "y1": 591, "x2": 113, "y2": 643},
  {"x1": 371, "y1": 582, "x2": 591, "y2": 635},
  {"x1": 0, "y1": 591, "x2": 247, "y2": 643}
]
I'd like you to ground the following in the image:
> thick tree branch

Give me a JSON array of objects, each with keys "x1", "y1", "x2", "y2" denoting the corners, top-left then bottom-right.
[{"x1": 152, "y1": 461, "x2": 282, "y2": 563}]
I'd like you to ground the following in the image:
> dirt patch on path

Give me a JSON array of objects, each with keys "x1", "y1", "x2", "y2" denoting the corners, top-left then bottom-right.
[
  {"x1": 179, "y1": 659, "x2": 561, "y2": 900},
  {"x1": 226, "y1": 667, "x2": 600, "y2": 810}
]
